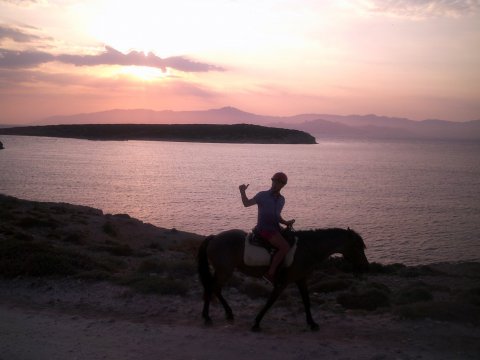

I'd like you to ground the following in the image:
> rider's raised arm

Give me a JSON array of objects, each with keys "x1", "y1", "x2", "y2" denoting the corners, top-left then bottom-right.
[{"x1": 239, "y1": 184, "x2": 256, "y2": 207}]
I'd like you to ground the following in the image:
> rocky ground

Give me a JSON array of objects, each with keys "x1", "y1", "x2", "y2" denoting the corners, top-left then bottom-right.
[{"x1": 1, "y1": 194, "x2": 479, "y2": 359}]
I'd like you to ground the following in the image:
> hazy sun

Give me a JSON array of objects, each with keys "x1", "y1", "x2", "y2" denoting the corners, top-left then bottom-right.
[
  {"x1": 120, "y1": 66, "x2": 170, "y2": 81},
  {"x1": 87, "y1": 0, "x2": 184, "y2": 58}
]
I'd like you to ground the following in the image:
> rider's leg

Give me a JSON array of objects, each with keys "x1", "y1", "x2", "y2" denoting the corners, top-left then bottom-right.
[{"x1": 266, "y1": 233, "x2": 290, "y2": 279}]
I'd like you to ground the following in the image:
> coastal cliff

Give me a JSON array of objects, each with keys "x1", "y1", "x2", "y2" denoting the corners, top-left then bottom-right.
[{"x1": 0, "y1": 123, "x2": 316, "y2": 144}]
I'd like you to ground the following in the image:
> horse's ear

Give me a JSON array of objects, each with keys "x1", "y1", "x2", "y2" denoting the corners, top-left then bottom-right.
[{"x1": 347, "y1": 227, "x2": 351, "y2": 231}]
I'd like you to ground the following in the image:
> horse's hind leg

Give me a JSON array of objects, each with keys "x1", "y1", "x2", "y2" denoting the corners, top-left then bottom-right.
[
  {"x1": 213, "y1": 271, "x2": 234, "y2": 321},
  {"x1": 202, "y1": 291, "x2": 213, "y2": 325},
  {"x1": 297, "y1": 279, "x2": 319, "y2": 331},
  {"x1": 215, "y1": 289, "x2": 234, "y2": 321}
]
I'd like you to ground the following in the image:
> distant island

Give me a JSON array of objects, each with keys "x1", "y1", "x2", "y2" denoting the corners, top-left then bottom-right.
[{"x1": 0, "y1": 123, "x2": 316, "y2": 144}]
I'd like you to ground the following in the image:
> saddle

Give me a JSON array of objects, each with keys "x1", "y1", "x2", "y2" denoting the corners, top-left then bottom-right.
[
  {"x1": 244, "y1": 228, "x2": 298, "y2": 267},
  {"x1": 249, "y1": 227, "x2": 296, "y2": 252}
]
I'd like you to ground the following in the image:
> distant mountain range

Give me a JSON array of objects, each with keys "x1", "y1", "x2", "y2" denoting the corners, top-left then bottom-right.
[{"x1": 9, "y1": 107, "x2": 480, "y2": 140}]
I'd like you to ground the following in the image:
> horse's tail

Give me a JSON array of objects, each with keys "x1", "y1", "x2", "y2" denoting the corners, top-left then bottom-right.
[{"x1": 198, "y1": 235, "x2": 214, "y2": 300}]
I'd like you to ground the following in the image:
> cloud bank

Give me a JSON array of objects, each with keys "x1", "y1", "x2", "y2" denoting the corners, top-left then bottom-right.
[
  {"x1": 0, "y1": 24, "x2": 44, "y2": 42},
  {"x1": 0, "y1": 46, "x2": 224, "y2": 72},
  {"x1": 361, "y1": 0, "x2": 480, "y2": 18}
]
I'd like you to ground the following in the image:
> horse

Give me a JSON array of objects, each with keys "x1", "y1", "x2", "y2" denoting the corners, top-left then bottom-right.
[{"x1": 198, "y1": 227, "x2": 369, "y2": 331}]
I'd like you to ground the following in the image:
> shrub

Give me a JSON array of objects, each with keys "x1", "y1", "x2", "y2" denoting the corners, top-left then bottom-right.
[
  {"x1": 102, "y1": 221, "x2": 117, "y2": 237},
  {"x1": 337, "y1": 289, "x2": 390, "y2": 310},
  {"x1": 368, "y1": 262, "x2": 406, "y2": 274},
  {"x1": 169, "y1": 238, "x2": 201, "y2": 256},
  {"x1": 402, "y1": 265, "x2": 444, "y2": 277},
  {"x1": 63, "y1": 232, "x2": 85, "y2": 244},
  {"x1": 0, "y1": 238, "x2": 98, "y2": 277},
  {"x1": 165, "y1": 259, "x2": 196, "y2": 276},
  {"x1": 90, "y1": 242, "x2": 133, "y2": 256},
  {"x1": 148, "y1": 242, "x2": 164, "y2": 251},
  {"x1": 311, "y1": 278, "x2": 353, "y2": 293},
  {"x1": 394, "y1": 284, "x2": 433, "y2": 305},
  {"x1": 17, "y1": 216, "x2": 58, "y2": 229}
]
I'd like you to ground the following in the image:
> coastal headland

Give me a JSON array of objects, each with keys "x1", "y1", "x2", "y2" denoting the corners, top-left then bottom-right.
[
  {"x1": 0, "y1": 123, "x2": 316, "y2": 144},
  {"x1": 1, "y1": 194, "x2": 479, "y2": 359}
]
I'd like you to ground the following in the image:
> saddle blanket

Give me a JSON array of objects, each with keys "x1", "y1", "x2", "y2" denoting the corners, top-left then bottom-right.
[{"x1": 243, "y1": 233, "x2": 298, "y2": 267}]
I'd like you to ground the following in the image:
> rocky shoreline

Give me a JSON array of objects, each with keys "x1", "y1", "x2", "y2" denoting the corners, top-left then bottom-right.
[{"x1": 1, "y1": 194, "x2": 479, "y2": 359}]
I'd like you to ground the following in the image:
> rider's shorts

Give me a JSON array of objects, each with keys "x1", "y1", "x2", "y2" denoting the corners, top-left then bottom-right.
[{"x1": 258, "y1": 229, "x2": 279, "y2": 240}]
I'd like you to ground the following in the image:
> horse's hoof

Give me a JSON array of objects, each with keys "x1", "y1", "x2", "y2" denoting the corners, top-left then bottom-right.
[
  {"x1": 203, "y1": 318, "x2": 213, "y2": 327},
  {"x1": 310, "y1": 323, "x2": 319, "y2": 331},
  {"x1": 226, "y1": 314, "x2": 234, "y2": 323}
]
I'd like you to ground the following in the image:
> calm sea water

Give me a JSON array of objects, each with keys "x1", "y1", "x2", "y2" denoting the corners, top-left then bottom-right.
[{"x1": 1, "y1": 135, "x2": 479, "y2": 265}]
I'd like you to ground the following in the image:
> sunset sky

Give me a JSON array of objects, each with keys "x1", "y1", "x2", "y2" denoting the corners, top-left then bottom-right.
[{"x1": 1, "y1": 0, "x2": 479, "y2": 124}]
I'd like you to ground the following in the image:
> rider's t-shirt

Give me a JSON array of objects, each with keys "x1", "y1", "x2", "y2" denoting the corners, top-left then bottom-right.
[{"x1": 253, "y1": 190, "x2": 285, "y2": 231}]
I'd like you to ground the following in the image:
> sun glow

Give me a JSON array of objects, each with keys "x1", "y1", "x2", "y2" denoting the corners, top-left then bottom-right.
[
  {"x1": 120, "y1": 66, "x2": 170, "y2": 81},
  {"x1": 87, "y1": 0, "x2": 197, "y2": 57}
]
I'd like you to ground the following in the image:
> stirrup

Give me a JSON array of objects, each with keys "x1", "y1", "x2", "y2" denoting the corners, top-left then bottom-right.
[{"x1": 262, "y1": 273, "x2": 274, "y2": 285}]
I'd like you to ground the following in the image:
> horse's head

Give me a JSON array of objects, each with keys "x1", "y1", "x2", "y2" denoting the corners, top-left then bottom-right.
[{"x1": 342, "y1": 229, "x2": 369, "y2": 273}]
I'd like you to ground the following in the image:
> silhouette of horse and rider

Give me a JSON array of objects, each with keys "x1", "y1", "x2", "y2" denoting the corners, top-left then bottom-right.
[{"x1": 198, "y1": 172, "x2": 369, "y2": 331}]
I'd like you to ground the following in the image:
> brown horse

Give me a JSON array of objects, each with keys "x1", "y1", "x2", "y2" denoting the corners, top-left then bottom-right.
[{"x1": 198, "y1": 227, "x2": 369, "y2": 331}]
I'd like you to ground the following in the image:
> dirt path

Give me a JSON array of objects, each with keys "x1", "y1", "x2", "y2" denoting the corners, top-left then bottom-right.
[{"x1": 1, "y1": 301, "x2": 479, "y2": 360}]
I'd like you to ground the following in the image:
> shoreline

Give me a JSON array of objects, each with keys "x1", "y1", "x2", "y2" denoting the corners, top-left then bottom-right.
[{"x1": 1, "y1": 194, "x2": 479, "y2": 359}]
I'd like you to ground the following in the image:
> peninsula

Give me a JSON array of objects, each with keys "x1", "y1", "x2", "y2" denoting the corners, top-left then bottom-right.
[{"x1": 0, "y1": 123, "x2": 316, "y2": 144}]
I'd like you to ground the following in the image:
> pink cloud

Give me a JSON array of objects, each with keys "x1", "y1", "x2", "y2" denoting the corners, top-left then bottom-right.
[{"x1": 0, "y1": 46, "x2": 224, "y2": 72}]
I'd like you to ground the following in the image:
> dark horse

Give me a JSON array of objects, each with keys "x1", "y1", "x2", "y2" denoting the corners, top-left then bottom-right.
[{"x1": 198, "y1": 228, "x2": 369, "y2": 331}]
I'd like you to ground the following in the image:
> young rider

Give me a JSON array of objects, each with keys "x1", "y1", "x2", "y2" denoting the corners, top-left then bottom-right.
[{"x1": 239, "y1": 172, "x2": 295, "y2": 284}]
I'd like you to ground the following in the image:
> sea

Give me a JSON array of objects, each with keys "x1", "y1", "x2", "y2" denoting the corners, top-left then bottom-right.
[{"x1": 1, "y1": 135, "x2": 479, "y2": 266}]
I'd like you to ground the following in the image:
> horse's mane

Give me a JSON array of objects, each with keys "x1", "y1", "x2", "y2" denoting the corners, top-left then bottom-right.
[{"x1": 295, "y1": 228, "x2": 366, "y2": 249}]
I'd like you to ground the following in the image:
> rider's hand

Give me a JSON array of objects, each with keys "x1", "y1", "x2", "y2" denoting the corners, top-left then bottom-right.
[{"x1": 239, "y1": 184, "x2": 249, "y2": 192}]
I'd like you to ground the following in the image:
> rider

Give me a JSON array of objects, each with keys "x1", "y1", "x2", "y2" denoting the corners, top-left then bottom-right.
[{"x1": 239, "y1": 172, "x2": 295, "y2": 284}]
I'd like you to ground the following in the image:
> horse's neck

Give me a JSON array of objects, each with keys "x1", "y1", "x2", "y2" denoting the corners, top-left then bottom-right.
[{"x1": 302, "y1": 232, "x2": 346, "y2": 261}]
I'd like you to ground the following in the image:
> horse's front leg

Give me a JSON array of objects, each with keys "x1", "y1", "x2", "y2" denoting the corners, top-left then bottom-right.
[
  {"x1": 252, "y1": 283, "x2": 286, "y2": 332},
  {"x1": 296, "y1": 279, "x2": 319, "y2": 331}
]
